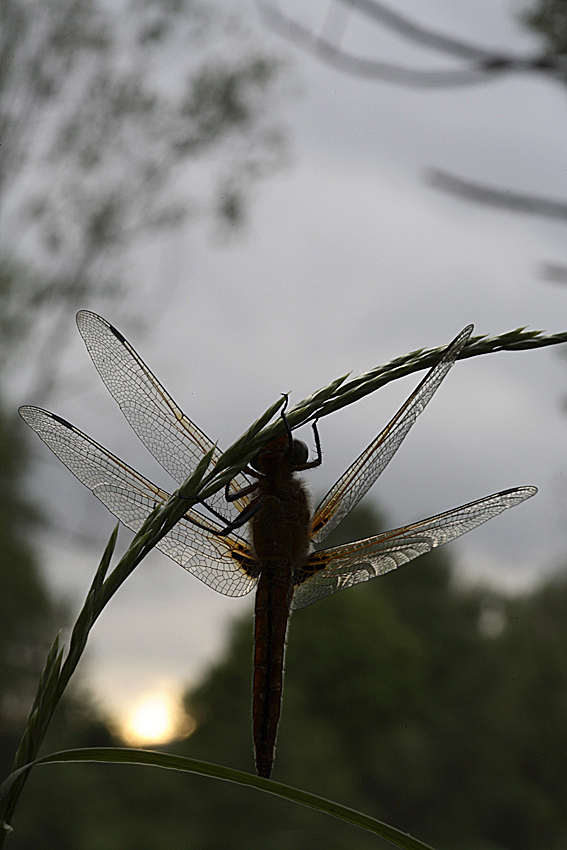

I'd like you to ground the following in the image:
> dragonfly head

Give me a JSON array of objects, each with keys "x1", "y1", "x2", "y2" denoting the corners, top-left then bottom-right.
[
  {"x1": 250, "y1": 436, "x2": 309, "y2": 472},
  {"x1": 290, "y1": 439, "x2": 309, "y2": 465}
]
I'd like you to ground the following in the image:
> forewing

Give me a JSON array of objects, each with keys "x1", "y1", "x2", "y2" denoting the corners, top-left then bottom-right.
[
  {"x1": 19, "y1": 406, "x2": 257, "y2": 597},
  {"x1": 95, "y1": 483, "x2": 257, "y2": 596},
  {"x1": 76, "y1": 310, "x2": 250, "y2": 521},
  {"x1": 311, "y1": 325, "x2": 473, "y2": 543},
  {"x1": 293, "y1": 486, "x2": 536, "y2": 610}
]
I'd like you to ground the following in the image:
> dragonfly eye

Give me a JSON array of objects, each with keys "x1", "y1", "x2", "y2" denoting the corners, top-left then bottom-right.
[
  {"x1": 291, "y1": 439, "x2": 308, "y2": 465},
  {"x1": 249, "y1": 436, "x2": 308, "y2": 471}
]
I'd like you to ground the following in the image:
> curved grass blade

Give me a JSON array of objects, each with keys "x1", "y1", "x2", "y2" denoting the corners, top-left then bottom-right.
[{"x1": 1, "y1": 748, "x2": 436, "y2": 850}]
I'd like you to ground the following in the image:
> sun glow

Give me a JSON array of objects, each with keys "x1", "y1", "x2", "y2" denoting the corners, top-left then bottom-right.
[{"x1": 121, "y1": 693, "x2": 195, "y2": 746}]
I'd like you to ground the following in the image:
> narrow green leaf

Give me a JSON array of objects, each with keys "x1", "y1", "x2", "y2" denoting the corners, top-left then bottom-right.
[
  {"x1": 94, "y1": 524, "x2": 119, "y2": 591},
  {"x1": 1, "y1": 748, "x2": 436, "y2": 850},
  {"x1": 65, "y1": 526, "x2": 119, "y2": 664},
  {"x1": 285, "y1": 373, "x2": 350, "y2": 424},
  {"x1": 177, "y1": 444, "x2": 217, "y2": 500},
  {"x1": 315, "y1": 327, "x2": 567, "y2": 420},
  {"x1": 28, "y1": 633, "x2": 62, "y2": 718},
  {"x1": 214, "y1": 395, "x2": 286, "y2": 470}
]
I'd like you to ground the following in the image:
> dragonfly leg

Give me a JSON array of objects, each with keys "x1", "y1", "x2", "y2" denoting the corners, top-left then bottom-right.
[
  {"x1": 184, "y1": 498, "x2": 262, "y2": 536},
  {"x1": 280, "y1": 395, "x2": 294, "y2": 450},
  {"x1": 294, "y1": 419, "x2": 323, "y2": 471},
  {"x1": 191, "y1": 484, "x2": 258, "y2": 523},
  {"x1": 225, "y1": 473, "x2": 260, "y2": 503},
  {"x1": 311, "y1": 419, "x2": 323, "y2": 466},
  {"x1": 281, "y1": 396, "x2": 320, "y2": 468},
  {"x1": 217, "y1": 499, "x2": 263, "y2": 535}
]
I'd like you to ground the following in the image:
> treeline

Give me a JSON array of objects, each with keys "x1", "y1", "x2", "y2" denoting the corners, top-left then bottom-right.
[{"x1": 3, "y1": 493, "x2": 567, "y2": 849}]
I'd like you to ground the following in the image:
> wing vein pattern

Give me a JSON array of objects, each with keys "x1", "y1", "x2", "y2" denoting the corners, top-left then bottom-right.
[
  {"x1": 76, "y1": 311, "x2": 250, "y2": 521},
  {"x1": 19, "y1": 406, "x2": 257, "y2": 597},
  {"x1": 294, "y1": 486, "x2": 536, "y2": 609},
  {"x1": 311, "y1": 325, "x2": 473, "y2": 543}
]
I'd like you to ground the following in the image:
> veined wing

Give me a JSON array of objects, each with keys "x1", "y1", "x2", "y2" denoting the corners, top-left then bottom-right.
[
  {"x1": 19, "y1": 406, "x2": 257, "y2": 597},
  {"x1": 76, "y1": 310, "x2": 250, "y2": 522},
  {"x1": 311, "y1": 325, "x2": 474, "y2": 544},
  {"x1": 294, "y1": 485, "x2": 536, "y2": 610}
]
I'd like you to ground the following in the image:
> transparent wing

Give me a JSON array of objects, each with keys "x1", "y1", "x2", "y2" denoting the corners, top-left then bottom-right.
[
  {"x1": 76, "y1": 310, "x2": 250, "y2": 521},
  {"x1": 311, "y1": 325, "x2": 473, "y2": 543},
  {"x1": 293, "y1": 486, "x2": 536, "y2": 610},
  {"x1": 19, "y1": 406, "x2": 257, "y2": 597}
]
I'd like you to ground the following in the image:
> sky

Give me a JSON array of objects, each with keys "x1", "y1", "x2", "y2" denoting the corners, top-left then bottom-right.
[{"x1": 18, "y1": 0, "x2": 567, "y2": 737}]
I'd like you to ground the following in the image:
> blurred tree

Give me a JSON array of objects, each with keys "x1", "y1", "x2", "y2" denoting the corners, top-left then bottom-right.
[
  {"x1": 0, "y1": 404, "x2": 56, "y2": 742},
  {"x1": 524, "y1": 0, "x2": 567, "y2": 58},
  {"x1": 1, "y1": 2, "x2": 289, "y2": 836},
  {"x1": 0, "y1": 400, "x2": 60, "y2": 783},
  {"x1": 170, "y1": 503, "x2": 567, "y2": 850},
  {"x1": 0, "y1": 382, "x2": 193, "y2": 849},
  {"x1": 263, "y1": 0, "x2": 567, "y2": 280},
  {"x1": 262, "y1": 0, "x2": 567, "y2": 90},
  {"x1": 0, "y1": 0, "x2": 288, "y2": 399},
  {"x1": 5, "y1": 500, "x2": 567, "y2": 848}
]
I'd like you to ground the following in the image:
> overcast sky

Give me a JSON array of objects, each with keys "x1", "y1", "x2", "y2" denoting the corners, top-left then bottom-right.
[{"x1": 23, "y1": 0, "x2": 567, "y2": 727}]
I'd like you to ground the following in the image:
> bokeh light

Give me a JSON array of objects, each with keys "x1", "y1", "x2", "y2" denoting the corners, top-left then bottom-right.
[{"x1": 121, "y1": 693, "x2": 196, "y2": 746}]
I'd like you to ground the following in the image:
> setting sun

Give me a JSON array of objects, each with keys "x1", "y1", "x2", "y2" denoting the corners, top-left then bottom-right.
[{"x1": 121, "y1": 694, "x2": 195, "y2": 746}]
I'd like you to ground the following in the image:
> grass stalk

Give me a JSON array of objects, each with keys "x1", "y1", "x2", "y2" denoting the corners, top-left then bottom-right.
[{"x1": 1, "y1": 324, "x2": 565, "y2": 843}]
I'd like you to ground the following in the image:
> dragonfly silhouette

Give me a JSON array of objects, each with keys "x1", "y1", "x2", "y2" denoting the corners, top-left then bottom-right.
[{"x1": 20, "y1": 312, "x2": 536, "y2": 778}]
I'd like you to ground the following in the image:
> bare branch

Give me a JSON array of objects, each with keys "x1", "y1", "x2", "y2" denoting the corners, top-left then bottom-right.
[
  {"x1": 341, "y1": 0, "x2": 499, "y2": 62},
  {"x1": 428, "y1": 169, "x2": 567, "y2": 222},
  {"x1": 259, "y1": 0, "x2": 567, "y2": 89}
]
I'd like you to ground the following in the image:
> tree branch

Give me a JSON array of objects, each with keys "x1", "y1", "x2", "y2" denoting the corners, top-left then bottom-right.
[
  {"x1": 427, "y1": 169, "x2": 567, "y2": 222},
  {"x1": 259, "y1": 0, "x2": 567, "y2": 88}
]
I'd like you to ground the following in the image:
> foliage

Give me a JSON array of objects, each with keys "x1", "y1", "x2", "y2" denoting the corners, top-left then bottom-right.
[
  {"x1": 3, "y1": 493, "x2": 567, "y2": 847},
  {"x1": 3, "y1": 325, "x2": 566, "y2": 846},
  {"x1": 173, "y1": 510, "x2": 567, "y2": 850},
  {"x1": 524, "y1": 0, "x2": 567, "y2": 57},
  {"x1": 8, "y1": 543, "x2": 567, "y2": 849},
  {"x1": 0, "y1": 0, "x2": 287, "y2": 395},
  {"x1": 0, "y1": 401, "x2": 58, "y2": 776}
]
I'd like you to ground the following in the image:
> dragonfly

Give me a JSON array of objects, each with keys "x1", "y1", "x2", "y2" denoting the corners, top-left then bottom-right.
[{"x1": 20, "y1": 312, "x2": 536, "y2": 778}]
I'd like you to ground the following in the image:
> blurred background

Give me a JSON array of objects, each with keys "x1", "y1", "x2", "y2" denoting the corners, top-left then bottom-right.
[{"x1": 2, "y1": 0, "x2": 567, "y2": 846}]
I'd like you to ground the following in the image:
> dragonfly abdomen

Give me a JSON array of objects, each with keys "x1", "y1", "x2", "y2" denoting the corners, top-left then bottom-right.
[
  {"x1": 253, "y1": 568, "x2": 293, "y2": 779},
  {"x1": 251, "y1": 478, "x2": 312, "y2": 778}
]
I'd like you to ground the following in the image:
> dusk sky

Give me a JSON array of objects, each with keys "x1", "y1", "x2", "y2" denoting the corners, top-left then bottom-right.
[{"x1": 18, "y1": 0, "x2": 567, "y2": 739}]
